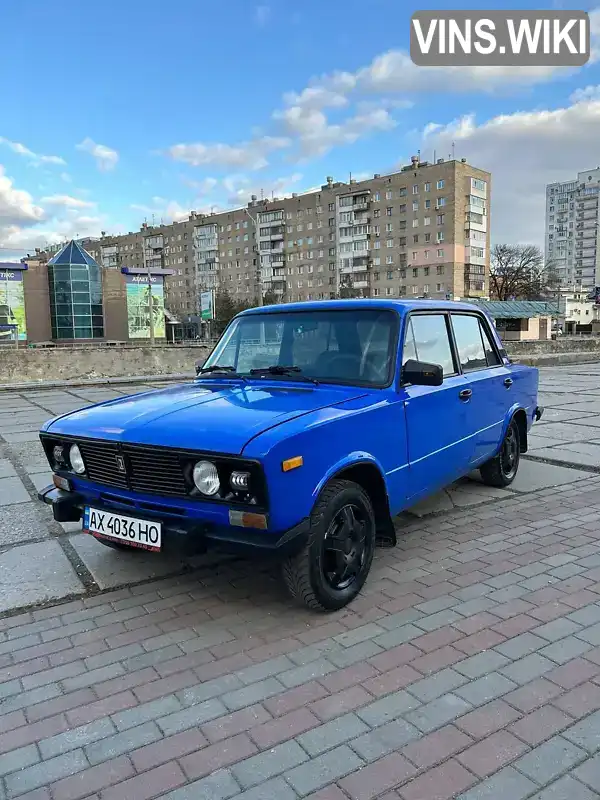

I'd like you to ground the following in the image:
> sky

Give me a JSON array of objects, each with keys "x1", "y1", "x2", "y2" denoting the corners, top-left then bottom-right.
[{"x1": 1, "y1": 0, "x2": 600, "y2": 259}]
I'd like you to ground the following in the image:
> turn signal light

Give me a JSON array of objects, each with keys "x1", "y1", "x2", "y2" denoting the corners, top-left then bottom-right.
[
  {"x1": 53, "y1": 474, "x2": 72, "y2": 491},
  {"x1": 229, "y1": 510, "x2": 268, "y2": 529},
  {"x1": 282, "y1": 456, "x2": 303, "y2": 472}
]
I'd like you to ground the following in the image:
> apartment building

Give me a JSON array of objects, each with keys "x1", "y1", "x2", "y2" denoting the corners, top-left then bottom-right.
[
  {"x1": 238, "y1": 156, "x2": 490, "y2": 303},
  {"x1": 80, "y1": 217, "x2": 198, "y2": 319},
  {"x1": 44, "y1": 156, "x2": 490, "y2": 317},
  {"x1": 545, "y1": 168, "x2": 600, "y2": 290}
]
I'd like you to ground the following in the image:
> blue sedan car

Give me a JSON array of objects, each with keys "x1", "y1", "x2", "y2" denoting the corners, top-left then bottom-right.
[{"x1": 38, "y1": 300, "x2": 542, "y2": 611}]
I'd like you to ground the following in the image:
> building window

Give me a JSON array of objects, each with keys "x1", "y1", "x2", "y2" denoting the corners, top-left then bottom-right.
[
  {"x1": 437, "y1": 251, "x2": 445, "y2": 261},
  {"x1": 424, "y1": 182, "x2": 431, "y2": 192},
  {"x1": 386, "y1": 207, "x2": 393, "y2": 216},
  {"x1": 437, "y1": 179, "x2": 445, "y2": 189},
  {"x1": 472, "y1": 178, "x2": 486, "y2": 191},
  {"x1": 373, "y1": 192, "x2": 380, "y2": 202},
  {"x1": 386, "y1": 239, "x2": 394, "y2": 248},
  {"x1": 412, "y1": 185, "x2": 419, "y2": 194},
  {"x1": 386, "y1": 256, "x2": 394, "y2": 265},
  {"x1": 437, "y1": 214, "x2": 445, "y2": 225},
  {"x1": 437, "y1": 232, "x2": 445, "y2": 242},
  {"x1": 412, "y1": 219, "x2": 419, "y2": 227},
  {"x1": 386, "y1": 190, "x2": 393, "y2": 200}
]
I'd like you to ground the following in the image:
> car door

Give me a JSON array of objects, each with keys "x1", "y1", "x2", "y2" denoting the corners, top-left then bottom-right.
[
  {"x1": 402, "y1": 312, "x2": 474, "y2": 502},
  {"x1": 449, "y1": 312, "x2": 511, "y2": 467}
]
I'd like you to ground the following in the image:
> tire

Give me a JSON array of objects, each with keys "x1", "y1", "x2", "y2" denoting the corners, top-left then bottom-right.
[
  {"x1": 480, "y1": 417, "x2": 521, "y2": 488},
  {"x1": 282, "y1": 479, "x2": 376, "y2": 612}
]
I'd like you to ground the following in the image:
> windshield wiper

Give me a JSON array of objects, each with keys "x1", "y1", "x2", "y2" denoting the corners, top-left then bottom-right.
[
  {"x1": 249, "y1": 365, "x2": 319, "y2": 385},
  {"x1": 197, "y1": 365, "x2": 247, "y2": 381}
]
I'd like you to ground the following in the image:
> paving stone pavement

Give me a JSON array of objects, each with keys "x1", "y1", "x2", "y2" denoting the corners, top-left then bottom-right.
[{"x1": 0, "y1": 366, "x2": 600, "y2": 796}]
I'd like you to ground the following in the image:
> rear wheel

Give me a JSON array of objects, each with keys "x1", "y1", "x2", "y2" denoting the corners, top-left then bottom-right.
[
  {"x1": 282, "y1": 479, "x2": 376, "y2": 611},
  {"x1": 480, "y1": 418, "x2": 521, "y2": 488}
]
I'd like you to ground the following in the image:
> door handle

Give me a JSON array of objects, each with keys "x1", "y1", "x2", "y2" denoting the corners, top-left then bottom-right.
[
  {"x1": 504, "y1": 378, "x2": 513, "y2": 388},
  {"x1": 459, "y1": 388, "x2": 472, "y2": 401}
]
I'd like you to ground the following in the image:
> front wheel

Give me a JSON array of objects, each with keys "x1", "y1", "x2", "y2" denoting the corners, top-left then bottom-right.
[
  {"x1": 480, "y1": 418, "x2": 521, "y2": 488},
  {"x1": 282, "y1": 479, "x2": 376, "y2": 611}
]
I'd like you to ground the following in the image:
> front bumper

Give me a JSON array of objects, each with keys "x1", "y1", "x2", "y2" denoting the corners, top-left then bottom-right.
[{"x1": 38, "y1": 485, "x2": 310, "y2": 558}]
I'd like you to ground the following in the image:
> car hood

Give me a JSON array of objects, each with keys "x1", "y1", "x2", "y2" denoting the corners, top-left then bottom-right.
[{"x1": 43, "y1": 380, "x2": 367, "y2": 455}]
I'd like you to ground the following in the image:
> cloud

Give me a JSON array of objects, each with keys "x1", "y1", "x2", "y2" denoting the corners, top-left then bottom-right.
[
  {"x1": 282, "y1": 86, "x2": 350, "y2": 112},
  {"x1": 76, "y1": 137, "x2": 119, "y2": 171},
  {"x1": 570, "y1": 84, "x2": 600, "y2": 103},
  {"x1": 254, "y1": 4, "x2": 270, "y2": 26},
  {"x1": 40, "y1": 194, "x2": 95, "y2": 209},
  {"x1": 0, "y1": 166, "x2": 45, "y2": 230},
  {"x1": 181, "y1": 176, "x2": 219, "y2": 194},
  {"x1": 0, "y1": 137, "x2": 66, "y2": 166},
  {"x1": 223, "y1": 172, "x2": 304, "y2": 205},
  {"x1": 130, "y1": 196, "x2": 190, "y2": 223},
  {"x1": 420, "y1": 92, "x2": 600, "y2": 246},
  {"x1": 0, "y1": 166, "x2": 107, "y2": 257},
  {"x1": 167, "y1": 136, "x2": 290, "y2": 171},
  {"x1": 276, "y1": 11, "x2": 600, "y2": 117},
  {"x1": 275, "y1": 105, "x2": 397, "y2": 160}
]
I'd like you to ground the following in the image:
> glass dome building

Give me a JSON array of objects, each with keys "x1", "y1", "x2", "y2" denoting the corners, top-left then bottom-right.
[{"x1": 47, "y1": 240, "x2": 104, "y2": 339}]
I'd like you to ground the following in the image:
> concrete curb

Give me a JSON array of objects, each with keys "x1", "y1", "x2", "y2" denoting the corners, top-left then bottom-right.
[{"x1": 0, "y1": 373, "x2": 195, "y2": 392}]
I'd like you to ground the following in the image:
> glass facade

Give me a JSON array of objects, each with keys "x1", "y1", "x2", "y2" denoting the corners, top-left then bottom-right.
[{"x1": 48, "y1": 241, "x2": 104, "y2": 339}]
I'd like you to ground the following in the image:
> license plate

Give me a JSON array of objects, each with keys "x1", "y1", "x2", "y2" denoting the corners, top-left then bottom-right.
[{"x1": 83, "y1": 507, "x2": 162, "y2": 552}]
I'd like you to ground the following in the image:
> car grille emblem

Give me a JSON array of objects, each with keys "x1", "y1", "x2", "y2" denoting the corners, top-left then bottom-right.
[{"x1": 115, "y1": 455, "x2": 126, "y2": 473}]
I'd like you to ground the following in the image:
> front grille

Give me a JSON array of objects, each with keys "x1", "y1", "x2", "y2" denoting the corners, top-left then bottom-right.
[
  {"x1": 41, "y1": 433, "x2": 268, "y2": 508},
  {"x1": 77, "y1": 440, "x2": 187, "y2": 496}
]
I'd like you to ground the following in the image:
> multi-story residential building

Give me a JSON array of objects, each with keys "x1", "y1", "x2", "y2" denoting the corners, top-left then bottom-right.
[
  {"x1": 545, "y1": 168, "x2": 600, "y2": 290},
  {"x1": 44, "y1": 156, "x2": 490, "y2": 318}
]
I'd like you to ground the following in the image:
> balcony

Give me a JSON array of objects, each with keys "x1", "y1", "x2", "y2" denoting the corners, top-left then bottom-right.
[
  {"x1": 464, "y1": 264, "x2": 485, "y2": 276},
  {"x1": 352, "y1": 199, "x2": 370, "y2": 211},
  {"x1": 353, "y1": 280, "x2": 369, "y2": 289},
  {"x1": 352, "y1": 256, "x2": 371, "y2": 268}
]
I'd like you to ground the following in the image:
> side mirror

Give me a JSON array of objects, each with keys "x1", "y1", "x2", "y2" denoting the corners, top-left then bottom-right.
[
  {"x1": 195, "y1": 358, "x2": 205, "y2": 376},
  {"x1": 402, "y1": 359, "x2": 443, "y2": 387}
]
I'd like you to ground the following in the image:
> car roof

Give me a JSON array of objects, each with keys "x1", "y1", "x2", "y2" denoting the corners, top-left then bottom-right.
[{"x1": 237, "y1": 298, "x2": 486, "y2": 317}]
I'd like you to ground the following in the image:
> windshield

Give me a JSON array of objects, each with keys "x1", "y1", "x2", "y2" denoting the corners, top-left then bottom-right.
[{"x1": 203, "y1": 309, "x2": 398, "y2": 387}]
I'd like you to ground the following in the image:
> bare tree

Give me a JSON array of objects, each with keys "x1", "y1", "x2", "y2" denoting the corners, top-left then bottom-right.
[{"x1": 490, "y1": 244, "x2": 560, "y2": 301}]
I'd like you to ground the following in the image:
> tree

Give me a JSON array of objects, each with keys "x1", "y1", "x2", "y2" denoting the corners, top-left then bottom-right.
[
  {"x1": 262, "y1": 289, "x2": 279, "y2": 306},
  {"x1": 490, "y1": 244, "x2": 560, "y2": 301}
]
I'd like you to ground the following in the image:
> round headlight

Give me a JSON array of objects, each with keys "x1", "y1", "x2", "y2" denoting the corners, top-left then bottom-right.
[
  {"x1": 69, "y1": 444, "x2": 86, "y2": 474},
  {"x1": 193, "y1": 461, "x2": 220, "y2": 496}
]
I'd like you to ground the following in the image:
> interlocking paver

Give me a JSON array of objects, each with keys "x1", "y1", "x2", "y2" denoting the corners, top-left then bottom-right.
[
  {"x1": 514, "y1": 735, "x2": 588, "y2": 784},
  {"x1": 4, "y1": 373, "x2": 600, "y2": 798}
]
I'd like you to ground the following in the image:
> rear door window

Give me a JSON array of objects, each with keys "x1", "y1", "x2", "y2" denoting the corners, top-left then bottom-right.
[
  {"x1": 409, "y1": 314, "x2": 455, "y2": 377},
  {"x1": 451, "y1": 314, "x2": 501, "y2": 371}
]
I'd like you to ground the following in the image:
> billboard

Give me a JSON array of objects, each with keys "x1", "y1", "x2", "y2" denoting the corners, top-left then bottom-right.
[
  {"x1": 0, "y1": 265, "x2": 27, "y2": 341},
  {"x1": 200, "y1": 290, "x2": 214, "y2": 321},
  {"x1": 125, "y1": 274, "x2": 165, "y2": 339}
]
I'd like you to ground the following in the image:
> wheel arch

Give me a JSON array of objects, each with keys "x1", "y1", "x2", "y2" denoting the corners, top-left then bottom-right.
[
  {"x1": 512, "y1": 407, "x2": 528, "y2": 454},
  {"x1": 315, "y1": 457, "x2": 396, "y2": 545}
]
